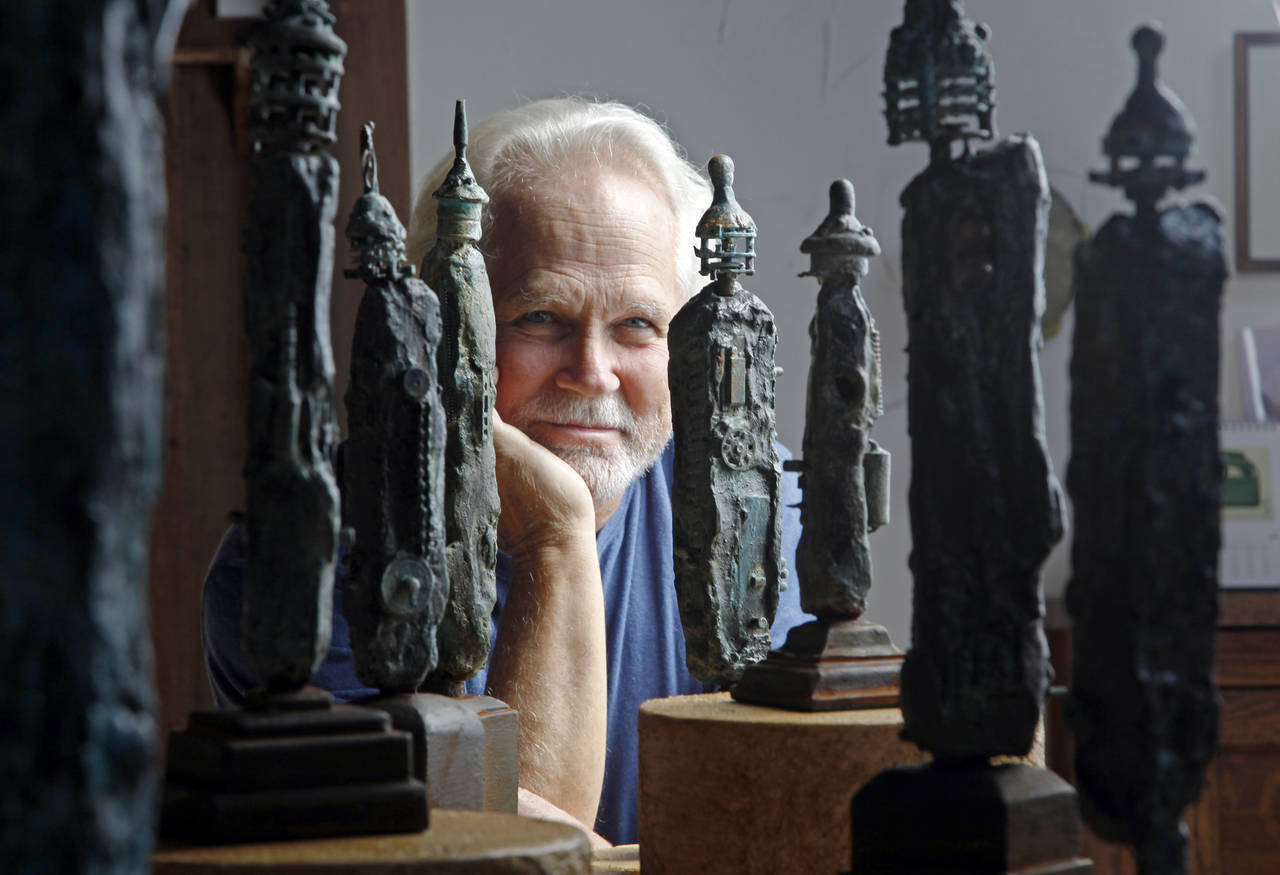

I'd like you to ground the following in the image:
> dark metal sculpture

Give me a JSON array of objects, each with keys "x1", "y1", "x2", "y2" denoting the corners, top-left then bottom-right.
[
  {"x1": 241, "y1": 0, "x2": 346, "y2": 689},
  {"x1": 669, "y1": 155, "x2": 784, "y2": 687},
  {"x1": 2, "y1": 0, "x2": 187, "y2": 868},
  {"x1": 160, "y1": 3, "x2": 426, "y2": 842},
  {"x1": 343, "y1": 122, "x2": 449, "y2": 692},
  {"x1": 733, "y1": 180, "x2": 903, "y2": 710},
  {"x1": 1066, "y1": 25, "x2": 1225, "y2": 875},
  {"x1": 420, "y1": 100, "x2": 500, "y2": 692},
  {"x1": 851, "y1": 4, "x2": 1088, "y2": 871}
]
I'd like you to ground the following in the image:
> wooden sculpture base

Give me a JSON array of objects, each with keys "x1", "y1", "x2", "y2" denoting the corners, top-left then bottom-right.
[
  {"x1": 152, "y1": 809, "x2": 592, "y2": 874},
  {"x1": 731, "y1": 617, "x2": 903, "y2": 710},
  {"x1": 637, "y1": 692, "x2": 929, "y2": 874},
  {"x1": 850, "y1": 761, "x2": 1092, "y2": 874},
  {"x1": 160, "y1": 688, "x2": 426, "y2": 844},
  {"x1": 364, "y1": 693, "x2": 519, "y2": 813}
]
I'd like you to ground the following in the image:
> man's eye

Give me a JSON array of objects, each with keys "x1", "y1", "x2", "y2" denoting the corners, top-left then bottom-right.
[
  {"x1": 520, "y1": 311, "x2": 555, "y2": 325},
  {"x1": 620, "y1": 317, "x2": 654, "y2": 330}
]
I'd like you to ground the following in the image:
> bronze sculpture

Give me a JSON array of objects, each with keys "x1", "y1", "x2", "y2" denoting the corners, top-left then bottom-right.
[
  {"x1": 669, "y1": 155, "x2": 784, "y2": 687},
  {"x1": 160, "y1": 3, "x2": 426, "y2": 842},
  {"x1": 343, "y1": 122, "x2": 449, "y2": 692},
  {"x1": 240, "y1": 0, "x2": 347, "y2": 689},
  {"x1": 733, "y1": 179, "x2": 903, "y2": 710},
  {"x1": 850, "y1": 3, "x2": 1088, "y2": 871},
  {"x1": 1066, "y1": 24, "x2": 1225, "y2": 875},
  {"x1": 420, "y1": 100, "x2": 501, "y2": 693}
]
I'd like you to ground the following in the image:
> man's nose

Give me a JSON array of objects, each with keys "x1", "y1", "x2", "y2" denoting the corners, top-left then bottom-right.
[{"x1": 556, "y1": 330, "x2": 622, "y2": 396}]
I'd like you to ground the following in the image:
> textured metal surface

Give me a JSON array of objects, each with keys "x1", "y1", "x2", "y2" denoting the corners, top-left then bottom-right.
[
  {"x1": 794, "y1": 180, "x2": 886, "y2": 618},
  {"x1": 1066, "y1": 26, "x2": 1225, "y2": 875},
  {"x1": 420, "y1": 101, "x2": 500, "y2": 688},
  {"x1": 896, "y1": 134, "x2": 1063, "y2": 759},
  {"x1": 884, "y1": 0, "x2": 996, "y2": 156},
  {"x1": 241, "y1": 0, "x2": 347, "y2": 690},
  {"x1": 0, "y1": 1, "x2": 187, "y2": 869},
  {"x1": 342, "y1": 123, "x2": 448, "y2": 692},
  {"x1": 670, "y1": 155, "x2": 783, "y2": 686}
]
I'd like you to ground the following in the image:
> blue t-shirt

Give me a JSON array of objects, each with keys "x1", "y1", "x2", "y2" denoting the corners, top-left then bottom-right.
[{"x1": 202, "y1": 440, "x2": 809, "y2": 844}]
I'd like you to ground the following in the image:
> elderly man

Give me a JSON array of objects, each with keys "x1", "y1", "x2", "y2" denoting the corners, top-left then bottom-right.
[{"x1": 203, "y1": 97, "x2": 808, "y2": 846}]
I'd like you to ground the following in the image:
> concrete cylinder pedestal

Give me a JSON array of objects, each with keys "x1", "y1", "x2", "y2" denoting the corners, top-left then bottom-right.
[{"x1": 640, "y1": 692, "x2": 1045, "y2": 873}]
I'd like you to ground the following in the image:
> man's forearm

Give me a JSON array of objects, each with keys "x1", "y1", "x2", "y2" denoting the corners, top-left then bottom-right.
[{"x1": 486, "y1": 533, "x2": 607, "y2": 828}]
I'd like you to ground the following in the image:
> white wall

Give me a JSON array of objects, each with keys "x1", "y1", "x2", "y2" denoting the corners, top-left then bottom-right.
[{"x1": 406, "y1": 0, "x2": 1280, "y2": 648}]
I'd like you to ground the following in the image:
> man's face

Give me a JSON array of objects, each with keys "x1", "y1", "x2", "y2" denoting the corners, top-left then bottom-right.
[{"x1": 486, "y1": 169, "x2": 685, "y2": 502}]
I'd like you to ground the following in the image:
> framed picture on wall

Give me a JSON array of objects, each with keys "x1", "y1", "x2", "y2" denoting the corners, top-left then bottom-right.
[{"x1": 1235, "y1": 31, "x2": 1280, "y2": 271}]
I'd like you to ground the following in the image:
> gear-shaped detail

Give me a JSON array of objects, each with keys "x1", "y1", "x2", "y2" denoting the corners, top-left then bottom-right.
[{"x1": 719, "y1": 427, "x2": 754, "y2": 470}]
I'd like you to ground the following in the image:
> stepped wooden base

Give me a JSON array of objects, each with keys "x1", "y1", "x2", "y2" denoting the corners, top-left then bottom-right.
[
  {"x1": 161, "y1": 688, "x2": 426, "y2": 844},
  {"x1": 731, "y1": 617, "x2": 903, "y2": 710},
  {"x1": 152, "y1": 809, "x2": 592, "y2": 874},
  {"x1": 851, "y1": 762, "x2": 1092, "y2": 874},
  {"x1": 638, "y1": 692, "x2": 929, "y2": 874},
  {"x1": 364, "y1": 692, "x2": 519, "y2": 813}
]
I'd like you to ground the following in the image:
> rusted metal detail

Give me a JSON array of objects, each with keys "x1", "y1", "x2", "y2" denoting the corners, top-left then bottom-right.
[
  {"x1": 1066, "y1": 25, "x2": 1225, "y2": 875},
  {"x1": 241, "y1": 0, "x2": 347, "y2": 690},
  {"x1": 420, "y1": 100, "x2": 500, "y2": 688},
  {"x1": 670, "y1": 155, "x2": 784, "y2": 686},
  {"x1": 342, "y1": 122, "x2": 448, "y2": 692}
]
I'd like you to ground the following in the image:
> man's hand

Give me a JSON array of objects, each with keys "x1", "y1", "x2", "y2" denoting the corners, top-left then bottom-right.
[{"x1": 487, "y1": 388, "x2": 608, "y2": 831}]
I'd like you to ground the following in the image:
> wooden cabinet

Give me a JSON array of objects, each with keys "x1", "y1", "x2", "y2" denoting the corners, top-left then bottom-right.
[{"x1": 1048, "y1": 590, "x2": 1280, "y2": 875}]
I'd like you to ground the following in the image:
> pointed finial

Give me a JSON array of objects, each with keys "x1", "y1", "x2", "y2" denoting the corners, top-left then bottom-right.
[
  {"x1": 360, "y1": 121, "x2": 379, "y2": 194},
  {"x1": 1133, "y1": 24, "x2": 1162, "y2": 84},
  {"x1": 433, "y1": 98, "x2": 488, "y2": 206},
  {"x1": 454, "y1": 100, "x2": 468, "y2": 158},
  {"x1": 800, "y1": 179, "x2": 880, "y2": 281}
]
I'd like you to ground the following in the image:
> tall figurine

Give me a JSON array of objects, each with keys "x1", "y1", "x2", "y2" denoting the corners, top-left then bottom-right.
[
  {"x1": 669, "y1": 155, "x2": 784, "y2": 687},
  {"x1": 240, "y1": 0, "x2": 346, "y2": 689},
  {"x1": 159, "y1": 3, "x2": 426, "y2": 843},
  {"x1": 420, "y1": 101, "x2": 501, "y2": 693},
  {"x1": 343, "y1": 122, "x2": 449, "y2": 692},
  {"x1": 1066, "y1": 25, "x2": 1225, "y2": 875},
  {"x1": 851, "y1": 3, "x2": 1089, "y2": 872},
  {"x1": 733, "y1": 180, "x2": 902, "y2": 710}
]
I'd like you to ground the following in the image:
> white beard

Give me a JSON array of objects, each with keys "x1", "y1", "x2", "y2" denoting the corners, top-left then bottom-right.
[{"x1": 505, "y1": 392, "x2": 671, "y2": 502}]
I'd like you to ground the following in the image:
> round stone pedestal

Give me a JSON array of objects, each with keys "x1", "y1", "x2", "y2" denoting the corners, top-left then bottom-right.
[
  {"x1": 152, "y1": 810, "x2": 591, "y2": 874},
  {"x1": 638, "y1": 692, "x2": 930, "y2": 874}
]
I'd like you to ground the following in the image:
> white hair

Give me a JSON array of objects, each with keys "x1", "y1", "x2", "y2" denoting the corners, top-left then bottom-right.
[{"x1": 406, "y1": 97, "x2": 711, "y2": 297}]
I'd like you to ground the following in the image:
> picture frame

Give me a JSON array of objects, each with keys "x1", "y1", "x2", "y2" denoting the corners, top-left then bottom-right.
[{"x1": 1235, "y1": 31, "x2": 1280, "y2": 271}]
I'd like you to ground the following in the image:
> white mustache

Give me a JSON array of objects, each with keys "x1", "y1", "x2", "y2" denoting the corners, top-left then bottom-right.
[{"x1": 516, "y1": 394, "x2": 636, "y2": 433}]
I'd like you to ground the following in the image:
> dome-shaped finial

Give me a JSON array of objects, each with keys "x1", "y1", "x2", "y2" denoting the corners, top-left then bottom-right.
[
  {"x1": 830, "y1": 179, "x2": 855, "y2": 216},
  {"x1": 800, "y1": 179, "x2": 880, "y2": 281},
  {"x1": 346, "y1": 119, "x2": 408, "y2": 279},
  {"x1": 1089, "y1": 22, "x2": 1203, "y2": 215},
  {"x1": 695, "y1": 154, "x2": 756, "y2": 284}
]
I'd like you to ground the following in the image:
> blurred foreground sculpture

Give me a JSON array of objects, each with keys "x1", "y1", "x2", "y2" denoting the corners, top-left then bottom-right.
[
  {"x1": 1066, "y1": 25, "x2": 1224, "y2": 875},
  {"x1": 343, "y1": 122, "x2": 448, "y2": 692},
  {"x1": 851, "y1": 3, "x2": 1088, "y2": 872},
  {"x1": 421, "y1": 100, "x2": 501, "y2": 692},
  {"x1": 1, "y1": 1, "x2": 187, "y2": 869},
  {"x1": 669, "y1": 155, "x2": 784, "y2": 686},
  {"x1": 733, "y1": 180, "x2": 903, "y2": 710},
  {"x1": 160, "y1": 2, "x2": 426, "y2": 842}
]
